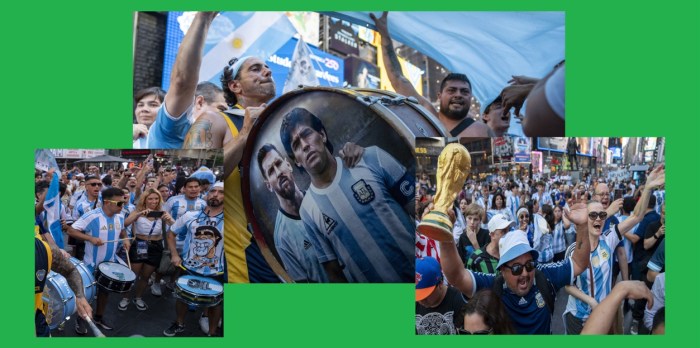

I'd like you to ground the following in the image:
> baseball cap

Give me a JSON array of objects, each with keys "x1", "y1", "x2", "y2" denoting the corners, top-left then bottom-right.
[
  {"x1": 488, "y1": 214, "x2": 514, "y2": 233},
  {"x1": 415, "y1": 256, "x2": 442, "y2": 301},
  {"x1": 496, "y1": 230, "x2": 539, "y2": 269}
]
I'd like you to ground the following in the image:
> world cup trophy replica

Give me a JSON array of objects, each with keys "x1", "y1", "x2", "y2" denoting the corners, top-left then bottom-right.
[{"x1": 417, "y1": 143, "x2": 471, "y2": 242}]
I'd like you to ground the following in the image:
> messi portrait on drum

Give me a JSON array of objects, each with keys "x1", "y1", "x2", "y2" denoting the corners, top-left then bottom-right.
[{"x1": 242, "y1": 86, "x2": 447, "y2": 283}]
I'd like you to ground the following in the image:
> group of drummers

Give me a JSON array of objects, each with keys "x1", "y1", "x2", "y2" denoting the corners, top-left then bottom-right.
[{"x1": 34, "y1": 162, "x2": 225, "y2": 337}]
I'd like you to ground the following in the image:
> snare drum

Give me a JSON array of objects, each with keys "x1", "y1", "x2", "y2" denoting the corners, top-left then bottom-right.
[
  {"x1": 69, "y1": 257, "x2": 97, "y2": 303},
  {"x1": 173, "y1": 275, "x2": 223, "y2": 307},
  {"x1": 42, "y1": 272, "x2": 76, "y2": 330},
  {"x1": 95, "y1": 262, "x2": 136, "y2": 293}
]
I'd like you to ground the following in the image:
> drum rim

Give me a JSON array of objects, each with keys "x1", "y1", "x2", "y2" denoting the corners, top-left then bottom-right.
[
  {"x1": 44, "y1": 273, "x2": 77, "y2": 329},
  {"x1": 176, "y1": 275, "x2": 223, "y2": 294},
  {"x1": 240, "y1": 86, "x2": 446, "y2": 282}
]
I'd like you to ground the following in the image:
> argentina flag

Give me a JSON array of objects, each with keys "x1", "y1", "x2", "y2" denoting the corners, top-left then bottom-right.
[
  {"x1": 162, "y1": 12, "x2": 298, "y2": 89},
  {"x1": 43, "y1": 171, "x2": 65, "y2": 248}
]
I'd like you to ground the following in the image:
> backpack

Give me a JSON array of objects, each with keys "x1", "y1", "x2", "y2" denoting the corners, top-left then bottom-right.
[{"x1": 493, "y1": 269, "x2": 556, "y2": 315}]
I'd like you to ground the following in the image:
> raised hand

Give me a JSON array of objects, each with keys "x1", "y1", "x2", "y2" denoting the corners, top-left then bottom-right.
[
  {"x1": 369, "y1": 11, "x2": 389, "y2": 35},
  {"x1": 565, "y1": 195, "x2": 588, "y2": 226}
]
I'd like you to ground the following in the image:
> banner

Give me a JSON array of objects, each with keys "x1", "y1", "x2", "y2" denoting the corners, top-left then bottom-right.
[
  {"x1": 492, "y1": 136, "x2": 514, "y2": 163},
  {"x1": 42, "y1": 172, "x2": 65, "y2": 248},
  {"x1": 513, "y1": 137, "x2": 531, "y2": 163},
  {"x1": 283, "y1": 37, "x2": 320, "y2": 93},
  {"x1": 34, "y1": 149, "x2": 61, "y2": 175},
  {"x1": 268, "y1": 38, "x2": 344, "y2": 97}
]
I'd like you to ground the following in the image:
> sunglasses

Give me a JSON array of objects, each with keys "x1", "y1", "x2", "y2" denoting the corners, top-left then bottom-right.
[
  {"x1": 88, "y1": 182, "x2": 103, "y2": 187},
  {"x1": 105, "y1": 199, "x2": 124, "y2": 207},
  {"x1": 588, "y1": 211, "x2": 608, "y2": 220},
  {"x1": 518, "y1": 215, "x2": 529, "y2": 219},
  {"x1": 502, "y1": 260, "x2": 536, "y2": 276},
  {"x1": 457, "y1": 328, "x2": 493, "y2": 335}
]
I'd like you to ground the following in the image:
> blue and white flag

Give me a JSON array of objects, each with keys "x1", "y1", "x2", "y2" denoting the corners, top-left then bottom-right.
[
  {"x1": 34, "y1": 149, "x2": 61, "y2": 176},
  {"x1": 163, "y1": 12, "x2": 299, "y2": 89},
  {"x1": 283, "y1": 37, "x2": 320, "y2": 93},
  {"x1": 43, "y1": 171, "x2": 64, "y2": 248}
]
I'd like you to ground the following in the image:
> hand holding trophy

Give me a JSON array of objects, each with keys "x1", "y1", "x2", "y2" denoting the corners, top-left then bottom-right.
[{"x1": 417, "y1": 143, "x2": 471, "y2": 242}]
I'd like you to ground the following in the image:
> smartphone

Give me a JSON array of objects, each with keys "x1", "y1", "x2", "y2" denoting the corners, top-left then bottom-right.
[{"x1": 146, "y1": 211, "x2": 164, "y2": 218}]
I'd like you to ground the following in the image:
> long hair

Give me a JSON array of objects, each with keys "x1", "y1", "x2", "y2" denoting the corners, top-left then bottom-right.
[
  {"x1": 136, "y1": 188, "x2": 163, "y2": 212},
  {"x1": 461, "y1": 289, "x2": 515, "y2": 334}
]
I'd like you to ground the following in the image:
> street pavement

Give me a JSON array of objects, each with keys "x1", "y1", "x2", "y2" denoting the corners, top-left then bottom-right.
[{"x1": 49, "y1": 279, "x2": 223, "y2": 337}]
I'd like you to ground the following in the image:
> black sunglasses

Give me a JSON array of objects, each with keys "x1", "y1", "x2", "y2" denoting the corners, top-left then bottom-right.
[
  {"x1": 502, "y1": 260, "x2": 536, "y2": 276},
  {"x1": 588, "y1": 211, "x2": 608, "y2": 220},
  {"x1": 457, "y1": 328, "x2": 493, "y2": 335},
  {"x1": 88, "y1": 182, "x2": 103, "y2": 187}
]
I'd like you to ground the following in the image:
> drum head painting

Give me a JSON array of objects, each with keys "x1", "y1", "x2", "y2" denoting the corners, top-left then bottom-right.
[{"x1": 241, "y1": 86, "x2": 447, "y2": 283}]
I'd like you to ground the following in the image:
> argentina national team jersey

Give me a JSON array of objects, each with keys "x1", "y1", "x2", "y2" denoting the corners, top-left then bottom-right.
[
  {"x1": 146, "y1": 103, "x2": 194, "y2": 149},
  {"x1": 564, "y1": 224, "x2": 621, "y2": 321},
  {"x1": 274, "y1": 210, "x2": 328, "y2": 283},
  {"x1": 171, "y1": 210, "x2": 225, "y2": 276},
  {"x1": 300, "y1": 146, "x2": 414, "y2": 283},
  {"x1": 164, "y1": 195, "x2": 206, "y2": 220},
  {"x1": 470, "y1": 259, "x2": 574, "y2": 334},
  {"x1": 72, "y1": 198, "x2": 100, "y2": 220},
  {"x1": 71, "y1": 208, "x2": 124, "y2": 269}
]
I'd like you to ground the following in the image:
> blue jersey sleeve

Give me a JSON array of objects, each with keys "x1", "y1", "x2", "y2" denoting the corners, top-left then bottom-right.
[
  {"x1": 365, "y1": 146, "x2": 414, "y2": 206},
  {"x1": 470, "y1": 270, "x2": 497, "y2": 296},
  {"x1": 647, "y1": 239, "x2": 665, "y2": 272},
  {"x1": 538, "y1": 258, "x2": 573, "y2": 291},
  {"x1": 146, "y1": 103, "x2": 193, "y2": 149}
]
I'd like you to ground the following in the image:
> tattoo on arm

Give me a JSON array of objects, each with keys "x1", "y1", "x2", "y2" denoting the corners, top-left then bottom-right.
[
  {"x1": 577, "y1": 239, "x2": 583, "y2": 249},
  {"x1": 183, "y1": 119, "x2": 214, "y2": 149},
  {"x1": 49, "y1": 244, "x2": 85, "y2": 299}
]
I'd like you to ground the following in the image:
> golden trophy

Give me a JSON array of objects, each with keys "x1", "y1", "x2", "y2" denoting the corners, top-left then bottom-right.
[{"x1": 417, "y1": 143, "x2": 471, "y2": 242}]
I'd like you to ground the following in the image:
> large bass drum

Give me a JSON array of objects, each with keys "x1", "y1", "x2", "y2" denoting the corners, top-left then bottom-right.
[{"x1": 241, "y1": 87, "x2": 447, "y2": 281}]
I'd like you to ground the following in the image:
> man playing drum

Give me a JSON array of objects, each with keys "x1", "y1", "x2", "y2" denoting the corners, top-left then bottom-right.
[
  {"x1": 164, "y1": 182, "x2": 225, "y2": 336},
  {"x1": 66, "y1": 187, "x2": 131, "y2": 333},
  {"x1": 35, "y1": 226, "x2": 92, "y2": 336},
  {"x1": 370, "y1": 12, "x2": 493, "y2": 138}
]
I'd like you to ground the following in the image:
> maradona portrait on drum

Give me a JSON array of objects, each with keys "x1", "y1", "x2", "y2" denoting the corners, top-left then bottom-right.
[
  {"x1": 252, "y1": 108, "x2": 416, "y2": 283},
  {"x1": 239, "y1": 70, "x2": 450, "y2": 282}
]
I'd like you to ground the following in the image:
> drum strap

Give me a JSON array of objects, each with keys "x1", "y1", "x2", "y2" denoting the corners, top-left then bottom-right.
[
  {"x1": 34, "y1": 237, "x2": 52, "y2": 314},
  {"x1": 449, "y1": 117, "x2": 475, "y2": 137}
]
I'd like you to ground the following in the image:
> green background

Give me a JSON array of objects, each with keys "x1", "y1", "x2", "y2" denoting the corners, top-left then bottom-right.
[{"x1": 6, "y1": 0, "x2": 697, "y2": 345}]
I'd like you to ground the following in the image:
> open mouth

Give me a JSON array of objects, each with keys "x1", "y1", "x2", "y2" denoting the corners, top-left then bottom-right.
[{"x1": 593, "y1": 221, "x2": 602, "y2": 231}]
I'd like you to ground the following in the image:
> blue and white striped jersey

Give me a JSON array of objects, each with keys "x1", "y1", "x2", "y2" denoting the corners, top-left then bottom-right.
[
  {"x1": 170, "y1": 209, "x2": 225, "y2": 276},
  {"x1": 163, "y1": 194, "x2": 206, "y2": 240},
  {"x1": 71, "y1": 208, "x2": 125, "y2": 269},
  {"x1": 564, "y1": 224, "x2": 621, "y2": 320},
  {"x1": 146, "y1": 103, "x2": 193, "y2": 149},
  {"x1": 274, "y1": 210, "x2": 328, "y2": 283},
  {"x1": 300, "y1": 147, "x2": 414, "y2": 283},
  {"x1": 72, "y1": 198, "x2": 100, "y2": 220}
]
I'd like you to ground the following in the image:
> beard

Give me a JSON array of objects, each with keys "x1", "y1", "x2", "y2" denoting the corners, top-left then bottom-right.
[{"x1": 440, "y1": 98, "x2": 470, "y2": 120}]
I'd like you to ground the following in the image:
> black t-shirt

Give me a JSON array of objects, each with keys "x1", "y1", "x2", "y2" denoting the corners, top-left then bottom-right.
[
  {"x1": 457, "y1": 228, "x2": 491, "y2": 265},
  {"x1": 641, "y1": 220, "x2": 664, "y2": 272},
  {"x1": 416, "y1": 286, "x2": 467, "y2": 335}
]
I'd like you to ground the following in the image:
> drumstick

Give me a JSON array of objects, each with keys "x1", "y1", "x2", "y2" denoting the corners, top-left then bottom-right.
[
  {"x1": 84, "y1": 316, "x2": 106, "y2": 338},
  {"x1": 103, "y1": 237, "x2": 133, "y2": 244},
  {"x1": 125, "y1": 243, "x2": 131, "y2": 269}
]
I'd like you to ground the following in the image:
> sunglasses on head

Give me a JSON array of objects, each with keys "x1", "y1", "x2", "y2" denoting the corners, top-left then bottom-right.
[
  {"x1": 588, "y1": 211, "x2": 608, "y2": 220},
  {"x1": 105, "y1": 199, "x2": 124, "y2": 207},
  {"x1": 502, "y1": 260, "x2": 536, "y2": 275},
  {"x1": 457, "y1": 328, "x2": 493, "y2": 335},
  {"x1": 88, "y1": 182, "x2": 103, "y2": 187}
]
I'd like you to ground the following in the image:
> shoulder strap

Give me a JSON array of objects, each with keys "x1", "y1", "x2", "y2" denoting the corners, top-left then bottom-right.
[
  {"x1": 449, "y1": 117, "x2": 475, "y2": 137},
  {"x1": 534, "y1": 269, "x2": 555, "y2": 315}
]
